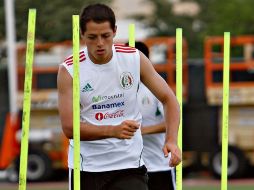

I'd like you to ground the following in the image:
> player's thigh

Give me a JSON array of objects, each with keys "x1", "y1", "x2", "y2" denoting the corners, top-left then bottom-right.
[
  {"x1": 108, "y1": 173, "x2": 148, "y2": 190},
  {"x1": 70, "y1": 169, "x2": 105, "y2": 190},
  {"x1": 148, "y1": 170, "x2": 175, "y2": 190}
]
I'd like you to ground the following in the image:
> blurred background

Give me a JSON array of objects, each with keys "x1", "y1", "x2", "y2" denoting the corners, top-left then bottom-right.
[{"x1": 1, "y1": 0, "x2": 254, "y2": 189}]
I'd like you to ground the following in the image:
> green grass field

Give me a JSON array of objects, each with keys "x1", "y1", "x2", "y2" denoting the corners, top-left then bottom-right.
[{"x1": 1, "y1": 183, "x2": 254, "y2": 190}]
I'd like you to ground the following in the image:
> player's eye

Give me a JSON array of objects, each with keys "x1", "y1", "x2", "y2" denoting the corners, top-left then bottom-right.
[{"x1": 88, "y1": 36, "x2": 96, "y2": 40}]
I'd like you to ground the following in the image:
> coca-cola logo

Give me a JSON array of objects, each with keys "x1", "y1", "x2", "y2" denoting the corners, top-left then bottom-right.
[
  {"x1": 95, "y1": 110, "x2": 124, "y2": 121},
  {"x1": 95, "y1": 112, "x2": 104, "y2": 121}
]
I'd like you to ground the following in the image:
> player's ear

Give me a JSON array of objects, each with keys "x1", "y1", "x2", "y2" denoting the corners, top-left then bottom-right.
[
  {"x1": 80, "y1": 29, "x2": 85, "y2": 39},
  {"x1": 113, "y1": 25, "x2": 117, "y2": 37}
]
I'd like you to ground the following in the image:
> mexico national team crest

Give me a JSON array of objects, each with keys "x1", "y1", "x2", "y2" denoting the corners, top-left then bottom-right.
[{"x1": 120, "y1": 72, "x2": 134, "y2": 89}]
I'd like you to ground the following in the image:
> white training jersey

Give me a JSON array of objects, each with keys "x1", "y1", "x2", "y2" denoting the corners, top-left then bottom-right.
[
  {"x1": 61, "y1": 44, "x2": 144, "y2": 172},
  {"x1": 138, "y1": 83, "x2": 172, "y2": 172}
]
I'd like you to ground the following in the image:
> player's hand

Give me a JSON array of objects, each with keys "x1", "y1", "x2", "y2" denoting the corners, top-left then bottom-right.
[
  {"x1": 113, "y1": 120, "x2": 140, "y2": 139},
  {"x1": 162, "y1": 141, "x2": 182, "y2": 167}
]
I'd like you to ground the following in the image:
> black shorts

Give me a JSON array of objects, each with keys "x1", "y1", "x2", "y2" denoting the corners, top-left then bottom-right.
[
  {"x1": 69, "y1": 165, "x2": 148, "y2": 190},
  {"x1": 147, "y1": 169, "x2": 176, "y2": 190}
]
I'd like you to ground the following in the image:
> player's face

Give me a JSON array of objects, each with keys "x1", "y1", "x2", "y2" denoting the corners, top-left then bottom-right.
[{"x1": 82, "y1": 21, "x2": 116, "y2": 64}]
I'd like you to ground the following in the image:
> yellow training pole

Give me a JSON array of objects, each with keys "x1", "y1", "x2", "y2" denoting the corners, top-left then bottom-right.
[
  {"x1": 128, "y1": 24, "x2": 135, "y2": 47},
  {"x1": 18, "y1": 9, "x2": 36, "y2": 190},
  {"x1": 221, "y1": 32, "x2": 230, "y2": 190},
  {"x1": 176, "y1": 28, "x2": 183, "y2": 190},
  {"x1": 72, "y1": 15, "x2": 80, "y2": 190}
]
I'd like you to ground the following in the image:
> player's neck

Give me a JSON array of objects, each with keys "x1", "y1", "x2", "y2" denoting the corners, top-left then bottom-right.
[{"x1": 88, "y1": 51, "x2": 113, "y2": 64}]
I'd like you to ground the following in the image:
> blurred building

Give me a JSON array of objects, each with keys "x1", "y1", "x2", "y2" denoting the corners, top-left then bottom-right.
[{"x1": 111, "y1": 0, "x2": 154, "y2": 41}]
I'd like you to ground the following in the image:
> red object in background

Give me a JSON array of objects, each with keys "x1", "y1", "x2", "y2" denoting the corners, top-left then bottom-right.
[{"x1": 0, "y1": 113, "x2": 20, "y2": 169}]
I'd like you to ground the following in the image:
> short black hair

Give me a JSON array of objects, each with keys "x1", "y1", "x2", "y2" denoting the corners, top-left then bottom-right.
[
  {"x1": 80, "y1": 3, "x2": 116, "y2": 34},
  {"x1": 125, "y1": 41, "x2": 150, "y2": 58}
]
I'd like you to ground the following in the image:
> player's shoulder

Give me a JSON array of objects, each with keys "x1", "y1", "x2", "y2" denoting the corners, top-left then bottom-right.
[
  {"x1": 114, "y1": 44, "x2": 136, "y2": 54},
  {"x1": 57, "y1": 64, "x2": 72, "y2": 86},
  {"x1": 62, "y1": 50, "x2": 86, "y2": 67}
]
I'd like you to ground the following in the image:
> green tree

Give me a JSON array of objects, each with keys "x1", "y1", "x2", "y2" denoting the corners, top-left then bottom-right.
[
  {"x1": 195, "y1": 0, "x2": 254, "y2": 57},
  {"x1": 0, "y1": 0, "x2": 111, "y2": 42},
  {"x1": 135, "y1": 0, "x2": 254, "y2": 58},
  {"x1": 133, "y1": 0, "x2": 199, "y2": 57},
  {"x1": 196, "y1": 0, "x2": 254, "y2": 36},
  {"x1": 0, "y1": 1, "x2": 5, "y2": 40}
]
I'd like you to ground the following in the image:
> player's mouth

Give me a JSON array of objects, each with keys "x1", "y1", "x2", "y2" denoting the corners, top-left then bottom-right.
[{"x1": 96, "y1": 49, "x2": 105, "y2": 55}]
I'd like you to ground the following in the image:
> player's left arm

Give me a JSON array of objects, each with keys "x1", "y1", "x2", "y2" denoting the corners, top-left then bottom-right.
[{"x1": 139, "y1": 51, "x2": 181, "y2": 167}]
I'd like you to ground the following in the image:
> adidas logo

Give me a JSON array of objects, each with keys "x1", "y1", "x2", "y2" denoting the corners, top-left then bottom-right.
[{"x1": 82, "y1": 83, "x2": 93, "y2": 92}]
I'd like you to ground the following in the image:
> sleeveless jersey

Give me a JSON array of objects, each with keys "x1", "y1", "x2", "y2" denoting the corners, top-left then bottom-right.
[
  {"x1": 138, "y1": 83, "x2": 172, "y2": 172},
  {"x1": 62, "y1": 44, "x2": 144, "y2": 172}
]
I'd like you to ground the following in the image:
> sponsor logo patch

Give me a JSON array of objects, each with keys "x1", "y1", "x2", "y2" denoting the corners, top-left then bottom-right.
[
  {"x1": 92, "y1": 102, "x2": 125, "y2": 110},
  {"x1": 82, "y1": 83, "x2": 93, "y2": 92},
  {"x1": 95, "y1": 110, "x2": 124, "y2": 121},
  {"x1": 92, "y1": 93, "x2": 124, "y2": 103},
  {"x1": 120, "y1": 72, "x2": 133, "y2": 90}
]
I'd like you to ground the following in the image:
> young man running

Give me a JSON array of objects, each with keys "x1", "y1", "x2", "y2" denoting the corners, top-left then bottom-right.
[{"x1": 57, "y1": 3, "x2": 181, "y2": 190}]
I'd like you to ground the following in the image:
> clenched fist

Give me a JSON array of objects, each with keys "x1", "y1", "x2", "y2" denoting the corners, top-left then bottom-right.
[
  {"x1": 163, "y1": 141, "x2": 182, "y2": 167},
  {"x1": 113, "y1": 120, "x2": 140, "y2": 139}
]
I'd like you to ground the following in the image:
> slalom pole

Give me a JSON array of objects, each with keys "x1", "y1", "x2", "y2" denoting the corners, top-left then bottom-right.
[
  {"x1": 128, "y1": 24, "x2": 135, "y2": 47},
  {"x1": 18, "y1": 9, "x2": 36, "y2": 190},
  {"x1": 176, "y1": 28, "x2": 183, "y2": 190},
  {"x1": 72, "y1": 15, "x2": 81, "y2": 190},
  {"x1": 221, "y1": 32, "x2": 230, "y2": 190}
]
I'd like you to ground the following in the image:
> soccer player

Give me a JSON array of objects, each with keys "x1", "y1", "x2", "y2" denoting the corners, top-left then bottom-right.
[
  {"x1": 135, "y1": 41, "x2": 176, "y2": 190},
  {"x1": 57, "y1": 3, "x2": 181, "y2": 190}
]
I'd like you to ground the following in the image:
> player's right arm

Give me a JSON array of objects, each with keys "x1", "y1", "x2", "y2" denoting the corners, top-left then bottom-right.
[
  {"x1": 57, "y1": 65, "x2": 139, "y2": 140},
  {"x1": 141, "y1": 122, "x2": 165, "y2": 135},
  {"x1": 141, "y1": 100, "x2": 166, "y2": 135}
]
